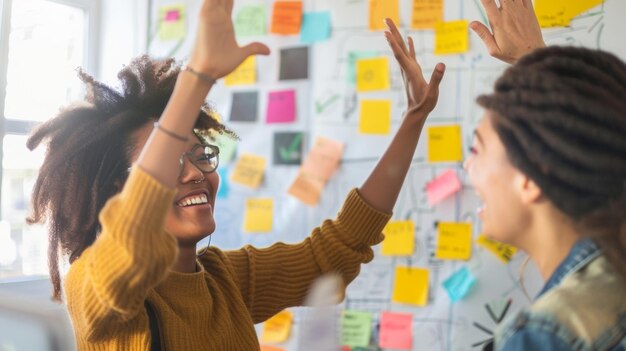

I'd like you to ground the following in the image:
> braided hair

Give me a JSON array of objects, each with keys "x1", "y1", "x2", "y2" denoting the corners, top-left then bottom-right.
[
  {"x1": 477, "y1": 46, "x2": 626, "y2": 280},
  {"x1": 26, "y1": 55, "x2": 236, "y2": 301}
]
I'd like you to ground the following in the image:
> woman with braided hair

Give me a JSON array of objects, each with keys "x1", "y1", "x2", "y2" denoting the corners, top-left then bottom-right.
[
  {"x1": 469, "y1": 0, "x2": 626, "y2": 350},
  {"x1": 26, "y1": 0, "x2": 445, "y2": 348}
]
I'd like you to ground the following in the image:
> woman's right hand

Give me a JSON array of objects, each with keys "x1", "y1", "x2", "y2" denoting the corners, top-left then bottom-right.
[
  {"x1": 188, "y1": 0, "x2": 270, "y2": 79},
  {"x1": 471, "y1": 0, "x2": 545, "y2": 64}
]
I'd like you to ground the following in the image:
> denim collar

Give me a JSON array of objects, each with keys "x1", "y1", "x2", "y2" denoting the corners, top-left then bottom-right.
[{"x1": 536, "y1": 238, "x2": 600, "y2": 299}]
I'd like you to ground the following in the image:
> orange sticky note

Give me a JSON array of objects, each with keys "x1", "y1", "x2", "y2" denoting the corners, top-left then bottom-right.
[
  {"x1": 230, "y1": 153, "x2": 266, "y2": 188},
  {"x1": 288, "y1": 172, "x2": 325, "y2": 206},
  {"x1": 225, "y1": 56, "x2": 256, "y2": 86},
  {"x1": 261, "y1": 346, "x2": 285, "y2": 351},
  {"x1": 271, "y1": 1, "x2": 303, "y2": 35},
  {"x1": 434, "y1": 20, "x2": 469, "y2": 55},
  {"x1": 477, "y1": 234, "x2": 518, "y2": 263},
  {"x1": 436, "y1": 222, "x2": 472, "y2": 260},
  {"x1": 262, "y1": 310, "x2": 293, "y2": 343},
  {"x1": 356, "y1": 57, "x2": 390, "y2": 92},
  {"x1": 392, "y1": 266, "x2": 429, "y2": 306},
  {"x1": 412, "y1": 0, "x2": 443, "y2": 29},
  {"x1": 427, "y1": 125, "x2": 463, "y2": 162},
  {"x1": 369, "y1": 0, "x2": 400, "y2": 31},
  {"x1": 359, "y1": 100, "x2": 391, "y2": 134},
  {"x1": 382, "y1": 221, "x2": 415, "y2": 256},
  {"x1": 243, "y1": 198, "x2": 273, "y2": 233}
]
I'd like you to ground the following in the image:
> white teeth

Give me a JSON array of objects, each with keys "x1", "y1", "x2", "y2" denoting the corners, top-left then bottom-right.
[{"x1": 177, "y1": 194, "x2": 209, "y2": 207}]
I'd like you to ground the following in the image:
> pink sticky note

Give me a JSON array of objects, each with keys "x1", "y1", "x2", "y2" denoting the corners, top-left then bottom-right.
[
  {"x1": 267, "y1": 90, "x2": 296, "y2": 123},
  {"x1": 165, "y1": 10, "x2": 180, "y2": 22},
  {"x1": 379, "y1": 312, "x2": 413, "y2": 350},
  {"x1": 426, "y1": 169, "x2": 462, "y2": 206}
]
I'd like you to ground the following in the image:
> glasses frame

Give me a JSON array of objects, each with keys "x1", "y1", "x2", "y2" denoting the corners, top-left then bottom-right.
[{"x1": 178, "y1": 143, "x2": 220, "y2": 178}]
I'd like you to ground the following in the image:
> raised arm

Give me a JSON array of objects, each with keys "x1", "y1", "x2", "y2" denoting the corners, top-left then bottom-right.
[
  {"x1": 358, "y1": 18, "x2": 445, "y2": 213},
  {"x1": 471, "y1": 0, "x2": 545, "y2": 64}
]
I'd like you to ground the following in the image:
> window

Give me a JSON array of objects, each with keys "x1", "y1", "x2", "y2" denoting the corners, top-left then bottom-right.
[{"x1": 0, "y1": 0, "x2": 98, "y2": 280}]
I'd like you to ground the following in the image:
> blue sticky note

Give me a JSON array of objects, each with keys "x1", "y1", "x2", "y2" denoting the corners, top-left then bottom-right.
[
  {"x1": 217, "y1": 167, "x2": 230, "y2": 198},
  {"x1": 443, "y1": 266, "x2": 476, "y2": 302},
  {"x1": 300, "y1": 12, "x2": 331, "y2": 43}
]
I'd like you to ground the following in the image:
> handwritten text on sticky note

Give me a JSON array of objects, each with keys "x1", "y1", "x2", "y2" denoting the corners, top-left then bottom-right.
[
  {"x1": 379, "y1": 311, "x2": 413, "y2": 350},
  {"x1": 535, "y1": 0, "x2": 603, "y2": 28},
  {"x1": 230, "y1": 153, "x2": 266, "y2": 188},
  {"x1": 382, "y1": 221, "x2": 415, "y2": 256},
  {"x1": 158, "y1": 4, "x2": 186, "y2": 41},
  {"x1": 428, "y1": 125, "x2": 463, "y2": 162},
  {"x1": 243, "y1": 198, "x2": 273, "y2": 233},
  {"x1": 267, "y1": 90, "x2": 296, "y2": 124},
  {"x1": 477, "y1": 234, "x2": 518, "y2": 263},
  {"x1": 436, "y1": 222, "x2": 472, "y2": 260},
  {"x1": 369, "y1": 0, "x2": 400, "y2": 31},
  {"x1": 435, "y1": 20, "x2": 469, "y2": 55},
  {"x1": 412, "y1": 0, "x2": 443, "y2": 29},
  {"x1": 235, "y1": 5, "x2": 266, "y2": 36},
  {"x1": 271, "y1": 1, "x2": 303, "y2": 35},
  {"x1": 225, "y1": 56, "x2": 256, "y2": 86},
  {"x1": 341, "y1": 310, "x2": 372, "y2": 348}
]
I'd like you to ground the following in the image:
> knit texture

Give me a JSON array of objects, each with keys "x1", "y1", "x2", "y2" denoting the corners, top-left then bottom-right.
[{"x1": 64, "y1": 167, "x2": 391, "y2": 350}]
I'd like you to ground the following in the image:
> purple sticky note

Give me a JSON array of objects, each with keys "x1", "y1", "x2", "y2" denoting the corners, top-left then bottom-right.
[
  {"x1": 379, "y1": 312, "x2": 413, "y2": 350},
  {"x1": 266, "y1": 90, "x2": 296, "y2": 124},
  {"x1": 426, "y1": 169, "x2": 462, "y2": 206},
  {"x1": 165, "y1": 10, "x2": 180, "y2": 22}
]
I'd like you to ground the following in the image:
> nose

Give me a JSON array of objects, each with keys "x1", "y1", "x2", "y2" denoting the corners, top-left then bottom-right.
[
  {"x1": 179, "y1": 156, "x2": 205, "y2": 183},
  {"x1": 463, "y1": 155, "x2": 472, "y2": 171}
]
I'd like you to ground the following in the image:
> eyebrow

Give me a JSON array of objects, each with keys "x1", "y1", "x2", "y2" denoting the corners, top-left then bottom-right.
[{"x1": 473, "y1": 130, "x2": 484, "y2": 146}]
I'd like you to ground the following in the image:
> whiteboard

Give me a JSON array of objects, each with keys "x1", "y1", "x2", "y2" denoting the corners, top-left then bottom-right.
[{"x1": 147, "y1": 1, "x2": 626, "y2": 350}]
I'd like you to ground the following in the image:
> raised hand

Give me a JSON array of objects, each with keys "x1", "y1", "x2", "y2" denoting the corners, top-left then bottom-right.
[
  {"x1": 471, "y1": 0, "x2": 545, "y2": 64},
  {"x1": 188, "y1": 0, "x2": 270, "y2": 79},
  {"x1": 384, "y1": 19, "x2": 445, "y2": 121}
]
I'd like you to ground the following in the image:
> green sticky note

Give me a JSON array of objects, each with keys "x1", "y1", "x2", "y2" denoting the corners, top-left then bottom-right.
[
  {"x1": 158, "y1": 4, "x2": 186, "y2": 41},
  {"x1": 341, "y1": 310, "x2": 372, "y2": 348},
  {"x1": 213, "y1": 133, "x2": 237, "y2": 165},
  {"x1": 347, "y1": 51, "x2": 378, "y2": 84},
  {"x1": 235, "y1": 5, "x2": 267, "y2": 37}
]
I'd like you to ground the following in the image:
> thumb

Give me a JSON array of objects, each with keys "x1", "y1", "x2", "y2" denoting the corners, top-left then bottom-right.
[
  {"x1": 470, "y1": 21, "x2": 500, "y2": 57},
  {"x1": 240, "y1": 42, "x2": 271, "y2": 58},
  {"x1": 428, "y1": 63, "x2": 445, "y2": 89}
]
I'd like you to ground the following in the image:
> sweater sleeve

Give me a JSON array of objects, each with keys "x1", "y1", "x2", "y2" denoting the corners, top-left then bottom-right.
[
  {"x1": 64, "y1": 167, "x2": 178, "y2": 341},
  {"x1": 222, "y1": 189, "x2": 391, "y2": 323}
]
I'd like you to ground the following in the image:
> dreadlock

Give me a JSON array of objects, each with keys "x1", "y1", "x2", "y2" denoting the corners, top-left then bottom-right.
[
  {"x1": 26, "y1": 55, "x2": 236, "y2": 301},
  {"x1": 477, "y1": 46, "x2": 626, "y2": 281}
]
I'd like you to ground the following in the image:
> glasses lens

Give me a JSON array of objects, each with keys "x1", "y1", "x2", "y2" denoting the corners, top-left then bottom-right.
[{"x1": 192, "y1": 145, "x2": 218, "y2": 173}]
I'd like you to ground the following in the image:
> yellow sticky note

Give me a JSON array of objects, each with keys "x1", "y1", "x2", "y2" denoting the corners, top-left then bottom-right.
[
  {"x1": 243, "y1": 198, "x2": 273, "y2": 233},
  {"x1": 369, "y1": 0, "x2": 400, "y2": 31},
  {"x1": 262, "y1": 310, "x2": 293, "y2": 343},
  {"x1": 436, "y1": 222, "x2": 472, "y2": 260},
  {"x1": 225, "y1": 56, "x2": 256, "y2": 86},
  {"x1": 428, "y1": 125, "x2": 463, "y2": 162},
  {"x1": 356, "y1": 57, "x2": 390, "y2": 92},
  {"x1": 434, "y1": 20, "x2": 469, "y2": 55},
  {"x1": 412, "y1": 0, "x2": 443, "y2": 29},
  {"x1": 477, "y1": 234, "x2": 518, "y2": 263},
  {"x1": 158, "y1": 4, "x2": 186, "y2": 41},
  {"x1": 230, "y1": 153, "x2": 266, "y2": 188},
  {"x1": 392, "y1": 266, "x2": 429, "y2": 306},
  {"x1": 535, "y1": 0, "x2": 603, "y2": 28},
  {"x1": 359, "y1": 100, "x2": 391, "y2": 135},
  {"x1": 382, "y1": 221, "x2": 415, "y2": 256}
]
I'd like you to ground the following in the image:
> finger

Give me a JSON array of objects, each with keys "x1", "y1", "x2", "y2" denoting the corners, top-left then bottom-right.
[
  {"x1": 384, "y1": 31, "x2": 410, "y2": 67},
  {"x1": 521, "y1": 0, "x2": 532, "y2": 9},
  {"x1": 470, "y1": 21, "x2": 501, "y2": 57},
  {"x1": 240, "y1": 42, "x2": 271, "y2": 57},
  {"x1": 429, "y1": 63, "x2": 445, "y2": 89},
  {"x1": 408, "y1": 36, "x2": 416, "y2": 60},
  {"x1": 480, "y1": 0, "x2": 501, "y2": 24},
  {"x1": 385, "y1": 18, "x2": 409, "y2": 55}
]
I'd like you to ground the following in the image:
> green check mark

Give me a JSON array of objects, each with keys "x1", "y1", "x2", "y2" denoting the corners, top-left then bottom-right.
[
  {"x1": 279, "y1": 134, "x2": 303, "y2": 161},
  {"x1": 315, "y1": 94, "x2": 340, "y2": 114}
]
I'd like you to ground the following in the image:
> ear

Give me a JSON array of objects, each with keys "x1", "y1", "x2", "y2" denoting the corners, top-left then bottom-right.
[{"x1": 514, "y1": 171, "x2": 543, "y2": 205}]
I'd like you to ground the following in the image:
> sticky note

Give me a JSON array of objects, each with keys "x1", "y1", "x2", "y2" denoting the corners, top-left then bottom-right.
[
  {"x1": 274, "y1": 132, "x2": 303, "y2": 165},
  {"x1": 217, "y1": 167, "x2": 230, "y2": 198},
  {"x1": 230, "y1": 91, "x2": 259, "y2": 123},
  {"x1": 212, "y1": 133, "x2": 238, "y2": 164},
  {"x1": 235, "y1": 5, "x2": 266, "y2": 36},
  {"x1": 435, "y1": 222, "x2": 472, "y2": 260},
  {"x1": 271, "y1": 1, "x2": 303, "y2": 35},
  {"x1": 477, "y1": 234, "x2": 518, "y2": 263},
  {"x1": 225, "y1": 56, "x2": 256, "y2": 86},
  {"x1": 427, "y1": 125, "x2": 463, "y2": 162},
  {"x1": 435, "y1": 20, "x2": 469, "y2": 55},
  {"x1": 288, "y1": 172, "x2": 325, "y2": 206},
  {"x1": 443, "y1": 266, "x2": 476, "y2": 302},
  {"x1": 392, "y1": 266, "x2": 429, "y2": 306},
  {"x1": 341, "y1": 310, "x2": 372, "y2": 348},
  {"x1": 279, "y1": 47, "x2": 309, "y2": 80},
  {"x1": 426, "y1": 169, "x2": 462, "y2": 206},
  {"x1": 230, "y1": 153, "x2": 266, "y2": 188},
  {"x1": 412, "y1": 0, "x2": 443, "y2": 29},
  {"x1": 359, "y1": 100, "x2": 391, "y2": 135},
  {"x1": 267, "y1": 90, "x2": 296, "y2": 123},
  {"x1": 535, "y1": 0, "x2": 603, "y2": 28},
  {"x1": 382, "y1": 221, "x2": 415, "y2": 256},
  {"x1": 356, "y1": 57, "x2": 390, "y2": 92},
  {"x1": 301, "y1": 12, "x2": 332, "y2": 43},
  {"x1": 260, "y1": 346, "x2": 285, "y2": 351},
  {"x1": 347, "y1": 51, "x2": 379, "y2": 84},
  {"x1": 158, "y1": 4, "x2": 186, "y2": 41},
  {"x1": 243, "y1": 198, "x2": 273, "y2": 233},
  {"x1": 300, "y1": 137, "x2": 344, "y2": 181},
  {"x1": 379, "y1": 312, "x2": 413, "y2": 350},
  {"x1": 369, "y1": 0, "x2": 400, "y2": 31},
  {"x1": 261, "y1": 310, "x2": 293, "y2": 343}
]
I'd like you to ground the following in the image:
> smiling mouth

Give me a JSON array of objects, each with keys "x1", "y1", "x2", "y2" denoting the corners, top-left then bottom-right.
[{"x1": 176, "y1": 193, "x2": 209, "y2": 207}]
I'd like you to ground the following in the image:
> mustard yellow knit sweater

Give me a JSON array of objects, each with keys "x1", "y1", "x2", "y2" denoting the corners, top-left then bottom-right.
[{"x1": 64, "y1": 167, "x2": 391, "y2": 350}]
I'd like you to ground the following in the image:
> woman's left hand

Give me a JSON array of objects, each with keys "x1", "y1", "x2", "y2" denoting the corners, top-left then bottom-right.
[{"x1": 384, "y1": 18, "x2": 445, "y2": 122}]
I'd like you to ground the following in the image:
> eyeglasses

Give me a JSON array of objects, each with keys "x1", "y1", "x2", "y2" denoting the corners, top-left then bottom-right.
[{"x1": 179, "y1": 143, "x2": 220, "y2": 177}]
